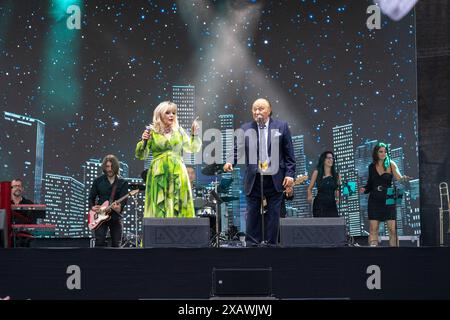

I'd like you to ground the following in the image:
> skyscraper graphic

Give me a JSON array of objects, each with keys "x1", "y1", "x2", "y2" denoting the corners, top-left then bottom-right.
[
  {"x1": 290, "y1": 135, "x2": 310, "y2": 217},
  {"x1": 229, "y1": 168, "x2": 242, "y2": 233},
  {"x1": 120, "y1": 161, "x2": 129, "y2": 179},
  {"x1": 43, "y1": 173, "x2": 85, "y2": 237},
  {"x1": 122, "y1": 177, "x2": 145, "y2": 241},
  {"x1": 83, "y1": 158, "x2": 102, "y2": 237},
  {"x1": 355, "y1": 140, "x2": 378, "y2": 234},
  {"x1": 172, "y1": 85, "x2": 195, "y2": 165},
  {"x1": 391, "y1": 147, "x2": 406, "y2": 235},
  {"x1": 332, "y1": 123, "x2": 362, "y2": 236},
  {"x1": 2, "y1": 112, "x2": 45, "y2": 203},
  {"x1": 391, "y1": 147, "x2": 405, "y2": 174},
  {"x1": 219, "y1": 114, "x2": 234, "y2": 163},
  {"x1": 408, "y1": 179, "x2": 421, "y2": 235},
  {"x1": 219, "y1": 114, "x2": 240, "y2": 235}
]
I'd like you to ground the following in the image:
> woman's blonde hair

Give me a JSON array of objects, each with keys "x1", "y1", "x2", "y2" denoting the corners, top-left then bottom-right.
[{"x1": 152, "y1": 101, "x2": 179, "y2": 134}]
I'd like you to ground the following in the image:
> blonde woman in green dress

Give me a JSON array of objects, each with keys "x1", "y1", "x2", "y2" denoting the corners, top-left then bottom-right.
[{"x1": 136, "y1": 101, "x2": 201, "y2": 218}]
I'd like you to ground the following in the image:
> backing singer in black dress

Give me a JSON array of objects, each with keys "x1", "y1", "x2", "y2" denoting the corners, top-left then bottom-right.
[
  {"x1": 307, "y1": 151, "x2": 340, "y2": 218},
  {"x1": 360, "y1": 142, "x2": 410, "y2": 247}
]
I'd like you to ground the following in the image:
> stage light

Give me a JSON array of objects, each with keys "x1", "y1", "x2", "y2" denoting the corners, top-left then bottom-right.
[
  {"x1": 40, "y1": 0, "x2": 83, "y2": 117},
  {"x1": 50, "y1": 0, "x2": 77, "y2": 21}
]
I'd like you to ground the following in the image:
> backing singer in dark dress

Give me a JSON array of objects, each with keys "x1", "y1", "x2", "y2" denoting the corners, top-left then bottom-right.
[
  {"x1": 307, "y1": 151, "x2": 341, "y2": 217},
  {"x1": 360, "y1": 142, "x2": 410, "y2": 247}
]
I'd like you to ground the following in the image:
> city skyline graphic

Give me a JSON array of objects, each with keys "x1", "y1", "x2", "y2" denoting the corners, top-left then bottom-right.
[{"x1": 0, "y1": 0, "x2": 420, "y2": 238}]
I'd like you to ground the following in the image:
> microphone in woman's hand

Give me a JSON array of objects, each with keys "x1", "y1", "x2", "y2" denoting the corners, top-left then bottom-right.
[{"x1": 143, "y1": 124, "x2": 154, "y2": 149}]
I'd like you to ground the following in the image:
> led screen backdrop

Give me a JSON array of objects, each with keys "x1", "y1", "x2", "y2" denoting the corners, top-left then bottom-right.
[{"x1": 0, "y1": 0, "x2": 419, "y2": 238}]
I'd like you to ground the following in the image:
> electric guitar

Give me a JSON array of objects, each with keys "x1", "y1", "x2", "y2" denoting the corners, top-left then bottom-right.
[
  {"x1": 88, "y1": 189, "x2": 139, "y2": 231},
  {"x1": 293, "y1": 174, "x2": 309, "y2": 187},
  {"x1": 262, "y1": 174, "x2": 309, "y2": 207}
]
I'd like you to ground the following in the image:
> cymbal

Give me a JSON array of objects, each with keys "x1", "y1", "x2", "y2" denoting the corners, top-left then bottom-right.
[
  {"x1": 201, "y1": 164, "x2": 224, "y2": 176},
  {"x1": 220, "y1": 196, "x2": 239, "y2": 202},
  {"x1": 193, "y1": 197, "x2": 206, "y2": 209},
  {"x1": 140, "y1": 169, "x2": 148, "y2": 181},
  {"x1": 129, "y1": 183, "x2": 146, "y2": 191}
]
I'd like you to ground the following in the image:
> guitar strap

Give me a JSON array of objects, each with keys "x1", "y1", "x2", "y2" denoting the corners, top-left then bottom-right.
[{"x1": 109, "y1": 178, "x2": 118, "y2": 204}]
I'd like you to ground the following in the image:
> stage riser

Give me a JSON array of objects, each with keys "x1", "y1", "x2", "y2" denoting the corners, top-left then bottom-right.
[{"x1": 0, "y1": 248, "x2": 449, "y2": 300}]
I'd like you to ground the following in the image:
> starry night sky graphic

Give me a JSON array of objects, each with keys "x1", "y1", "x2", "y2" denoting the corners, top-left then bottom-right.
[{"x1": 0, "y1": 0, "x2": 418, "y2": 182}]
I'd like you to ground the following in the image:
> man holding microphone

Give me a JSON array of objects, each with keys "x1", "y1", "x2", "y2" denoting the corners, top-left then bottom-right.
[{"x1": 224, "y1": 98, "x2": 295, "y2": 245}]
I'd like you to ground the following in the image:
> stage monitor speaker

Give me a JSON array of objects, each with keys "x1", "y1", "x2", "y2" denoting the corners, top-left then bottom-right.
[
  {"x1": 143, "y1": 217, "x2": 210, "y2": 248},
  {"x1": 280, "y1": 217, "x2": 346, "y2": 247},
  {"x1": 0, "y1": 209, "x2": 7, "y2": 248},
  {"x1": 212, "y1": 268, "x2": 272, "y2": 297}
]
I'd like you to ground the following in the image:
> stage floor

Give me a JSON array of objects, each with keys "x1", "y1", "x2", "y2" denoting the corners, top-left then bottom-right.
[{"x1": 1, "y1": 247, "x2": 449, "y2": 300}]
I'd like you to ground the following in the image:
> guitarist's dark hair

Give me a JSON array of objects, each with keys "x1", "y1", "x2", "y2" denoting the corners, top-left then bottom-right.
[{"x1": 102, "y1": 154, "x2": 120, "y2": 176}]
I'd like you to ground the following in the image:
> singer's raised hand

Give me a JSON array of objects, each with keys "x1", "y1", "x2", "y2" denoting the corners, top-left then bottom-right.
[{"x1": 191, "y1": 116, "x2": 200, "y2": 135}]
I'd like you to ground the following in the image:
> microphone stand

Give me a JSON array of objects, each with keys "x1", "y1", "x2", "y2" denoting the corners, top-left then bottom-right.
[
  {"x1": 131, "y1": 194, "x2": 139, "y2": 248},
  {"x1": 335, "y1": 157, "x2": 351, "y2": 245},
  {"x1": 214, "y1": 177, "x2": 221, "y2": 248},
  {"x1": 258, "y1": 118, "x2": 268, "y2": 246},
  {"x1": 207, "y1": 171, "x2": 222, "y2": 248},
  {"x1": 260, "y1": 168, "x2": 266, "y2": 245}
]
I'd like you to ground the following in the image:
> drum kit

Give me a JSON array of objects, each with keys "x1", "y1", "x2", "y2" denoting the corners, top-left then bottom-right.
[{"x1": 194, "y1": 164, "x2": 239, "y2": 247}]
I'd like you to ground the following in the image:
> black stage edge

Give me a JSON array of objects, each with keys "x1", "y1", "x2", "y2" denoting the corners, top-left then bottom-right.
[{"x1": 1, "y1": 247, "x2": 450, "y2": 300}]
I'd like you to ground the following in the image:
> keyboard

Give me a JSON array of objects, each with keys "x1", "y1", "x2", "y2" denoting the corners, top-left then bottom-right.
[{"x1": 12, "y1": 224, "x2": 56, "y2": 237}]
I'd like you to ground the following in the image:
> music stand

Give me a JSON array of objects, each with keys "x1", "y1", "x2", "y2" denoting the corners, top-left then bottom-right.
[
  {"x1": 128, "y1": 184, "x2": 145, "y2": 248},
  {"x1": 209, "y1": 181, "x2": 223, "y2": 247},
  {"x1": 217, "y1": 177, "x2": 233, "y2": 194},
  {"x1": 202, "y1": 164, "x2": 225, "y2": 248}
]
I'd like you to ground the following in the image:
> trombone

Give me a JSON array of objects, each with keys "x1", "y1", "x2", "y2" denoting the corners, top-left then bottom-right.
[{"x1": 439, "y1": 182, "x2": 449, "y2": 246}]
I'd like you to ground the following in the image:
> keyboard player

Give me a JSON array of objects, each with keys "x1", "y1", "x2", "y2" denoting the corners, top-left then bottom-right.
[
  {"x1": 11, "y1": 179, "x2": 34, "y2": 206},
  {"x1": 10, "y1": 179, "x2": 34, "y2": 246}
]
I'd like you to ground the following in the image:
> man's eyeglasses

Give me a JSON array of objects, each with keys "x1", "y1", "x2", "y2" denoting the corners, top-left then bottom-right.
[{"x1": 11, "y1": 185, "x2": 22, "y2": 189}]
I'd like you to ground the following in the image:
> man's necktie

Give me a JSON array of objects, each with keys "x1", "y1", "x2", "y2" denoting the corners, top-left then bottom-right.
[{"x1": 259, "y1": 125, "x2": 269, "y2": 173}]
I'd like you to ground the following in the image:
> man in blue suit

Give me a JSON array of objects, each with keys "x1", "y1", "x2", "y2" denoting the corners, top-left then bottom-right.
[{"x1": 224, "y1": 98, "x2": 296, "y2": 245}]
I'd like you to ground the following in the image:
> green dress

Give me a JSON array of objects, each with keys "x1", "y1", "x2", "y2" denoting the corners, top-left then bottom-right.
[{"x1": 135, "y1": 127, "x2": 201, "y2": 218}]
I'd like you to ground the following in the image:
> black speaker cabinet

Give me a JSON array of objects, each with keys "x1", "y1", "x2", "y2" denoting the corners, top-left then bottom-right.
[
  {"x1": 280, "y1": 217, "x2": 346, "y2": 247},
  {"x1": 212, "y1": 268, "x2": 272, "y2": 297},
  {"x1": 143, "y1": 217, "x2": 210, "y2": 248}
]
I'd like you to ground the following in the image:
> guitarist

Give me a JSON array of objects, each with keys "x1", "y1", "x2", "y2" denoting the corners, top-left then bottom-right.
[{"x1": 88, "y1": 154, "x2": 129, "y2": 247}]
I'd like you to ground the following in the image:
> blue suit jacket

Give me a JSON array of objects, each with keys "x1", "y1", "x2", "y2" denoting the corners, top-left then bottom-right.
[{"x1": 229, "y1": 118, "x2": 296, "y2": 195}]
